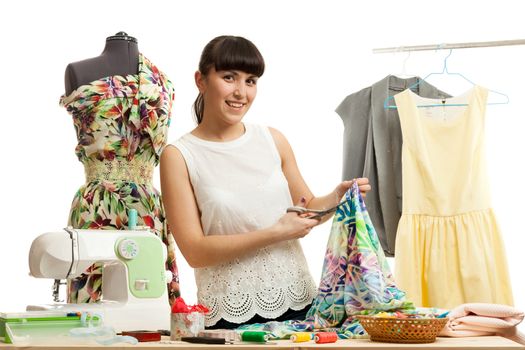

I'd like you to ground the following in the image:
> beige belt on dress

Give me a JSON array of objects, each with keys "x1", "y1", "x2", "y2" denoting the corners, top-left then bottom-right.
[{"x1": 84, "y1": 158, "x2": 154, "y2": 184}]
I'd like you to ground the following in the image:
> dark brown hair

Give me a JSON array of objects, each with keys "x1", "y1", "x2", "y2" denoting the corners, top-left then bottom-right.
[{"x1": 193, "y1": 36, "x2": 265, "y2": 124}]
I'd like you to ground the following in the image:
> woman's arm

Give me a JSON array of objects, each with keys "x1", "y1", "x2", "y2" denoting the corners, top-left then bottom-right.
[
  {"x1": 269, "y1": 127, "x2": 370, "y2": 225},
  {"x1": 160, "y1": 145, "x2": 318, "y2": 268}
]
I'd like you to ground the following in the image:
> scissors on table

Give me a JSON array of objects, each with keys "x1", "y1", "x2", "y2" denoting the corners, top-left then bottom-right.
[{"x1": 286, "y1": 199, "x2": 349, "y2": 220}]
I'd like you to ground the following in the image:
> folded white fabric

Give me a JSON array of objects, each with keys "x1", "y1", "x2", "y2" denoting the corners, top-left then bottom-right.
[{"x1": 440, "y1": 303, "x2": 525, "y2": 345}]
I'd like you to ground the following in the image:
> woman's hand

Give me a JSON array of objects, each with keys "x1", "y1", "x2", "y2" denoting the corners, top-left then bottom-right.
[
  {"x1": 273, "y1": 212, "x2": 320, "y2": 239},
  {"x1": 272, "y1": 198, "x2": 319, "y2": 240},
  {"x1": 334, "y1": 177, "x2": 371, "y2": 200}
]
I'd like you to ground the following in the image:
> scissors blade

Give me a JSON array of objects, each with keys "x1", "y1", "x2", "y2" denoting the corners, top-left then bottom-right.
[{"x1": 308, "y1": 199, "x2": 350, "y2": 220}]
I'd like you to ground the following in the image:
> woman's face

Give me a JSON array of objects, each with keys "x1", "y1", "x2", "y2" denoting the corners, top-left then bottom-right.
[{"x1": 198, "y1": 67, "x2": 258, "y2": 125}]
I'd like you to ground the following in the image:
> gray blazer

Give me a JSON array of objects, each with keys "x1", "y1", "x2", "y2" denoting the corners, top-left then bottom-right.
[{"x1": 336, "y1": 75, "x2": 449, "y2": 256}]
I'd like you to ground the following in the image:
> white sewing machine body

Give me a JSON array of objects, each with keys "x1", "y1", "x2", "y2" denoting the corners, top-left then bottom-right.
[{"x1": 27, "y1": 228, "x2": 171, "y2": 331}]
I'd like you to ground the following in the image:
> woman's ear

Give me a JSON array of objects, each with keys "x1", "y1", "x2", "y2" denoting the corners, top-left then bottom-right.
[{"x1": 195, "y1": 71, "x2": 206, "y2": 93}]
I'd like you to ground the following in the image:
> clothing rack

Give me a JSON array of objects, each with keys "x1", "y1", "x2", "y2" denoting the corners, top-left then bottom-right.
[{"x1": 373, "y1": 39, "x2": 525, "y2": 54}]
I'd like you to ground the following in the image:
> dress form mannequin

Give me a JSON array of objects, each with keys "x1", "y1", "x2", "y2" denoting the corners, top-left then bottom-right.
[
  {"x1": 60, "y1": 35, "x2": 180, "y2": 304},
  {"x1": 64, "y1": 32, "x2": 140, "y2": 95}
]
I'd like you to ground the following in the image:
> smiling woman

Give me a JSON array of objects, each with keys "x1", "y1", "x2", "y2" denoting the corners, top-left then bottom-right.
[
  {"x1": 192, "y1": 35, "x2": 265, "y2": 126},
  {"x1": 159, "y1": 35, "x2": 371, "y2": 329},
  {"x1": 193, "y1": 68, "x2": 259, "y2": 134}
]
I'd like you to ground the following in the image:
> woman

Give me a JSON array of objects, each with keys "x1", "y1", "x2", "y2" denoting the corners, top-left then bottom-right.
[{"x1": 160, "y1": 35, "x2": 370, "y2": 329}]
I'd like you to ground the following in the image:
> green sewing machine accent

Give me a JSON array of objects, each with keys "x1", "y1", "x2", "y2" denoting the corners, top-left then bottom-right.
[
  {"x1": 0, "y1": 312, "x2": 98, "y2": 344},
  {"x1": 115, "y1": 236, "x2": 165, "y2": 298}
]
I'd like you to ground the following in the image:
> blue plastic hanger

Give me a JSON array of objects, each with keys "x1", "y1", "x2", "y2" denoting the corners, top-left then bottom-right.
[{"x1": 384, "y1": 49, "x2": 510, "y2": 109}]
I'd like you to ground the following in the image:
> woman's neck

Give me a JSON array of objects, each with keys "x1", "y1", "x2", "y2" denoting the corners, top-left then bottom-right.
[{"x1": 192, "y1": 121, "x2": 246, "y2": 142}]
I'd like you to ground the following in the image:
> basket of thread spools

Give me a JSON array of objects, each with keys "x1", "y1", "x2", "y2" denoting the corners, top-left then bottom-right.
[{"x1": 356, "y1": 310, "x2": 449, "y2": 344}]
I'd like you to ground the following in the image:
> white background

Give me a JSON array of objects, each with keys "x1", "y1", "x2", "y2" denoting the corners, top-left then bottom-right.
[{"x1": 1, "y1": 0, "x2": 524, "y2": 331}]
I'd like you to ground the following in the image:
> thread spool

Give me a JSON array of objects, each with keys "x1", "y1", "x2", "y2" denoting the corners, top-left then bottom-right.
[
  {"x1": 290, "y1": 332, "x2": 312, "y2": 342},
  {"x1": 314, "y1": 332, "x2": 338, "y2": 344},
  {"x1": 241, "y1": 331, "x2": 268, "y2": 342},
  {"x1": 128, "y1": 209, "x2": 137, "y2": 230}
]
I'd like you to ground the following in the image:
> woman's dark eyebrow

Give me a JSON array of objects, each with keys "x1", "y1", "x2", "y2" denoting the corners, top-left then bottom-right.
[{"x1": 225, "y1": 70, "x2": 257, "y2": 78}]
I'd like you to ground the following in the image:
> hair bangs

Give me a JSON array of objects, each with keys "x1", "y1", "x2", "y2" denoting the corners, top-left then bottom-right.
[{"x1": 213, "y1": 37, "x2": 265, "y2": 77}]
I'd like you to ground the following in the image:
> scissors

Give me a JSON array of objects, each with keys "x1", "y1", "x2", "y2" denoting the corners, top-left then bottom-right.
[{"x1": 286, "y1": 199, "x2": 349, "y2": 220}]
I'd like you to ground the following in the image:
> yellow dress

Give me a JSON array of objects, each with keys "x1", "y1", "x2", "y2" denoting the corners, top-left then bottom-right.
[{"x1": 393, "y1": 85, "x2": 513, "y2": 309}]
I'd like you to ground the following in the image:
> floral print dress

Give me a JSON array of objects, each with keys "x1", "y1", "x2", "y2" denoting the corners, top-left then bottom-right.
[{"x1": 59, "y1": 54, "x2": 179, "y2": 304}]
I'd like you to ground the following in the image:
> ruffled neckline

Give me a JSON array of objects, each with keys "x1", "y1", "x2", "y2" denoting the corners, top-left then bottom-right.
[{"x1": 59, "y1": 53, "x2": 175, "y2": 161}]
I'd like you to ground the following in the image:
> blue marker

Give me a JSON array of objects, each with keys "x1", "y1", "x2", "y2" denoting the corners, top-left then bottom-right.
[{"x1": 437, "y1": 311, "x2": 450, "y2": 318}]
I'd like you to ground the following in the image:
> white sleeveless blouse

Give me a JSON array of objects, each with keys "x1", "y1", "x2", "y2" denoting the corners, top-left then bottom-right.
[{"x1": 172, "y1": 123, "x2": 316, "y2": 326}]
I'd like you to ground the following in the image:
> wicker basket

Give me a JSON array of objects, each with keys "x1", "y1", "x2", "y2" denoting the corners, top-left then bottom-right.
[{"x1": 356, "y1": 315, "x2": 448, "y2": 344}]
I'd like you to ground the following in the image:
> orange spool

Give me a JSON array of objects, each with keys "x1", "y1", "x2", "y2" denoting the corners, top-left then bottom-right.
[{"x1": 314, "y1": 332, "x2": 338, "y2": 344}]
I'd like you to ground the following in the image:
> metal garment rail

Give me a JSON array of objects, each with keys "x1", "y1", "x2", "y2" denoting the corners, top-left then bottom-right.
[{"x1": 373, "y1": 39, "x2": 525, "y2": 54}]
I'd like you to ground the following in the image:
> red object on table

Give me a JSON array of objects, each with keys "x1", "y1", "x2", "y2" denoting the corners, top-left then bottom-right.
[{"x1": 120, "y1": 331, "x2": 161, "y2": 342}]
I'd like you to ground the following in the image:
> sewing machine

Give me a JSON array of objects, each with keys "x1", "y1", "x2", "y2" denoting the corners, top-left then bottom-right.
[{"x1": 27, "y1": 227, "x2": 171, "y2": 331}]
